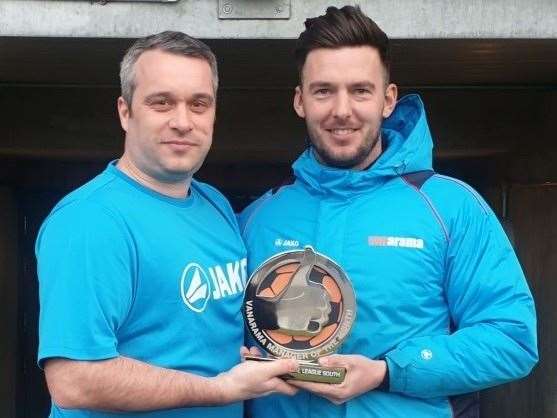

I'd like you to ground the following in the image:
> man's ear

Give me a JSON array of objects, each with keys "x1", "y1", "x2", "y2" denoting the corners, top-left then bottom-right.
[
  {"x1": 382, "y1": 83, "x2": 398, "y2": 119},
  {"x1": 117, "y1": 96, "x2": 131, "y2": 132},
  {"x1": 293, "y1": 85, "x2": 306, "y2": 118}
]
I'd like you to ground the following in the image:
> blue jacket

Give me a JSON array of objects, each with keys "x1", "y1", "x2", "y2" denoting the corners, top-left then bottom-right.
[{"x1": 239, "y1": 95, "x2": 537, "y2": 418}]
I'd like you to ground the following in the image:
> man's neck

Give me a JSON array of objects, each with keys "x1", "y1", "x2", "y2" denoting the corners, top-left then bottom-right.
[{"x1": 116, "y1": 157, "x2": 191, "y2": 199}]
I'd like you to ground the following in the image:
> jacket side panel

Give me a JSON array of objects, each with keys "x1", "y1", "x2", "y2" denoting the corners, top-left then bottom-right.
[{"x1": 386, "y1": 175, "x2": 538, "y2": 398}]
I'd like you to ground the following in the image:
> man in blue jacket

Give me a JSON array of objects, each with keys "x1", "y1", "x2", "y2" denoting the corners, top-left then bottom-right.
[{"x1": 240, "y1": 6, "x2": 538, "y2": 417}]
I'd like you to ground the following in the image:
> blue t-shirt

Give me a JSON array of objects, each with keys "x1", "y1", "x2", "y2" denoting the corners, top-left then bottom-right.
[{"x1": 36, "y1": 163, "x2": 247, "y2": 418}]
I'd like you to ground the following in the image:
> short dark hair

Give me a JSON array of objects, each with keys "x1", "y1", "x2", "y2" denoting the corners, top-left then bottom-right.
[
  {"x1": 120, "y1": 31, "x2": 218, "y2": 107},
  {"x1": 294, "y1": 5, "x2": 391, "y2": 83}
]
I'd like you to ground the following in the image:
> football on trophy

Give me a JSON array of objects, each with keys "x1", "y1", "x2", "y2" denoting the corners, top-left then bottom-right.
[{"x1": 256, "y1": 263, "x2": 343, "y2": 349}]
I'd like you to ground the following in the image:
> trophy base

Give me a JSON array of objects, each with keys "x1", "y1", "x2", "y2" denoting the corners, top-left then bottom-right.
[{"x1": 244, "y1": 355, "x2": 346, "y2": 384}]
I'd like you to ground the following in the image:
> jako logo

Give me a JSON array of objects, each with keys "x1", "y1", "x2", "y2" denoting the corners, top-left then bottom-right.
[
  {"x1": 274, "y1": 238, "x2": 300, "y2": 248},
  {"x1": 181, "y1": 263, "x2": 211, "y2": 313},
  {"x1": 180, "y1": 258, "x2": 247, "y2": 313},
  {"x1": 368, "y1": 236, "x2": 424, "y2": 249}
]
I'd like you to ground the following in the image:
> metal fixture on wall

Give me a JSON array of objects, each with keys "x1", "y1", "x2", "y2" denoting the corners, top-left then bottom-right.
[{"x1": 218, "y1": 0, "x2": 290, "y2": 19}]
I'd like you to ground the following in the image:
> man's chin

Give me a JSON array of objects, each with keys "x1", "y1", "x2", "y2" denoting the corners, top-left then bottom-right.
[
  {"x1": 315, "y1": 150, "x2": 369, "y2": 169},
  {"x1": 160, "y1": 166, "x2": 197, "y2": 182}
]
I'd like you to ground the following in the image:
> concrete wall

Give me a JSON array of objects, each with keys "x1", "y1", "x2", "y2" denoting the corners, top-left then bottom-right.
[
  {"x1": 1, "y1": 0, "x2": 557, "y2": 39},
  {"x1": 0, "y1": 187, "x2": 18, "y2": 418}
]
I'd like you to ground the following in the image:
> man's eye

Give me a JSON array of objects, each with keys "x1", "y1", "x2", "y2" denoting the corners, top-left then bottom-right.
[
  {"x1": 149, "y1": 98, "x2": 172, "y2": 110},
  {"x1": 354, "y1": 88, "x2": 371, "y2": 95},
  {"x1": 191, "y1": 101, "x2": 209, "y2": 112},
  {"x1": 314, "y1": 89, "x2": 330, "y2": 96}
]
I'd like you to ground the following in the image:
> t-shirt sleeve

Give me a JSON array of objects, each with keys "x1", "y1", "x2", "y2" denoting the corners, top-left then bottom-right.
[{"x1": 35, "y1": 200, "x2": 135, "y2": 368}]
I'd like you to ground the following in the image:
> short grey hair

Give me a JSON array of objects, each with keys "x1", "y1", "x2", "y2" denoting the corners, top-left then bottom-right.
[{"x1": 120, "y1": 31, "x2": 219, "y2": 107}]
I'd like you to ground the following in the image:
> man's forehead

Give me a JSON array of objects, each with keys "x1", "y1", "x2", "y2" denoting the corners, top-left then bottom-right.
[
  {"x1": 301, "y1": 46, "x2": 385, "y2": 84},
  {"x1": 134, "y1": 50, "x2": 210, "y2": 77},
  {"x1": 304, "y1": 46, "x2": 381, "y2": 69},
  {"x1": 133, "y1": 50, "x2": 214, "y2": 95}
]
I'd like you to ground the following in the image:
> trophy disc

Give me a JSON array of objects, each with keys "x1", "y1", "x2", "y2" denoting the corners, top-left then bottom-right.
[{"x1": 242, "y1": 246, "x2": 356, "y2": 383}]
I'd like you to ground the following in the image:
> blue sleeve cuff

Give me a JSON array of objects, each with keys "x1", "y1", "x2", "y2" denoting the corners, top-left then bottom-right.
[{"x1": 385, "y1": 348, "x2": 413, "y2": 393}]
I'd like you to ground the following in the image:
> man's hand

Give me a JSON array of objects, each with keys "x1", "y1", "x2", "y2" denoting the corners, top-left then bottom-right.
[
  {"x1": 288, "y1": 354, "x2": 387, "y2": 405},
  {"x1": 240, "y1": 345, "x2": 263, "y2": 358},
  {"x1": 214, "y1": 353, "x2": 299, "y2": 403}
]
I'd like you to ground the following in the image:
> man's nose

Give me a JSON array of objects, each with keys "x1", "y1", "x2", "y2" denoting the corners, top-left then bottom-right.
[
  {"x1": 169, "y1": 104, "x2": 193, "y2": 133},
  {"x1": 332, "y1": 91, "x2": 352, "y2": 119}
]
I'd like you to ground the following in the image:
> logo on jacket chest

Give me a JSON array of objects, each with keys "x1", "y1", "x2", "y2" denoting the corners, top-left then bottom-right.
[
  {"x1": 274, "y1": 238, "x2": 300, "y2": 248},
  {"x1": 368, "y1": 236, "x2": 424, "y2": 249},
  {"x1": 180, "y1": 258, "x2": 247, "y2": 313}
]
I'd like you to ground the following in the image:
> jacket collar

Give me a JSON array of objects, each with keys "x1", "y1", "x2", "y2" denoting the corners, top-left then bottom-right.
[{"x1": 292, "y1": 94, "x2": 433, "y2": 197}]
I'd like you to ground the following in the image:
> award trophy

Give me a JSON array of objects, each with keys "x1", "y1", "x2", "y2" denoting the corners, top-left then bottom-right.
[{"x1": 242, "y1": 246, "x2": 356, "y2": 384}]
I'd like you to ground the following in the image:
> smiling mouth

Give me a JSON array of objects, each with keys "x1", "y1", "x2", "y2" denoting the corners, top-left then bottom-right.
[{"x1": 327, "y1": 128, "x2": 358, "y2": 136}]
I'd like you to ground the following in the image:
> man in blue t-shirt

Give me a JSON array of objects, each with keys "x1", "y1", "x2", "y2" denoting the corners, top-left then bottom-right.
[{"x1": 36, "y1": 31, "x2": 297, "y2": 418}]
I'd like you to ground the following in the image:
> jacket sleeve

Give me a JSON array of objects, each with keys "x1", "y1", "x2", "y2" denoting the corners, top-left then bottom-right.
[{"x1": 385, "y1": 194, "x2": 538, "y2": 398}]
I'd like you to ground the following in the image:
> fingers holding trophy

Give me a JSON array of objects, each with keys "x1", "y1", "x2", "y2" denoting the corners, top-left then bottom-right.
[{"x1": 242, "y1": 246, "x2": 356, "y2": 384}]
